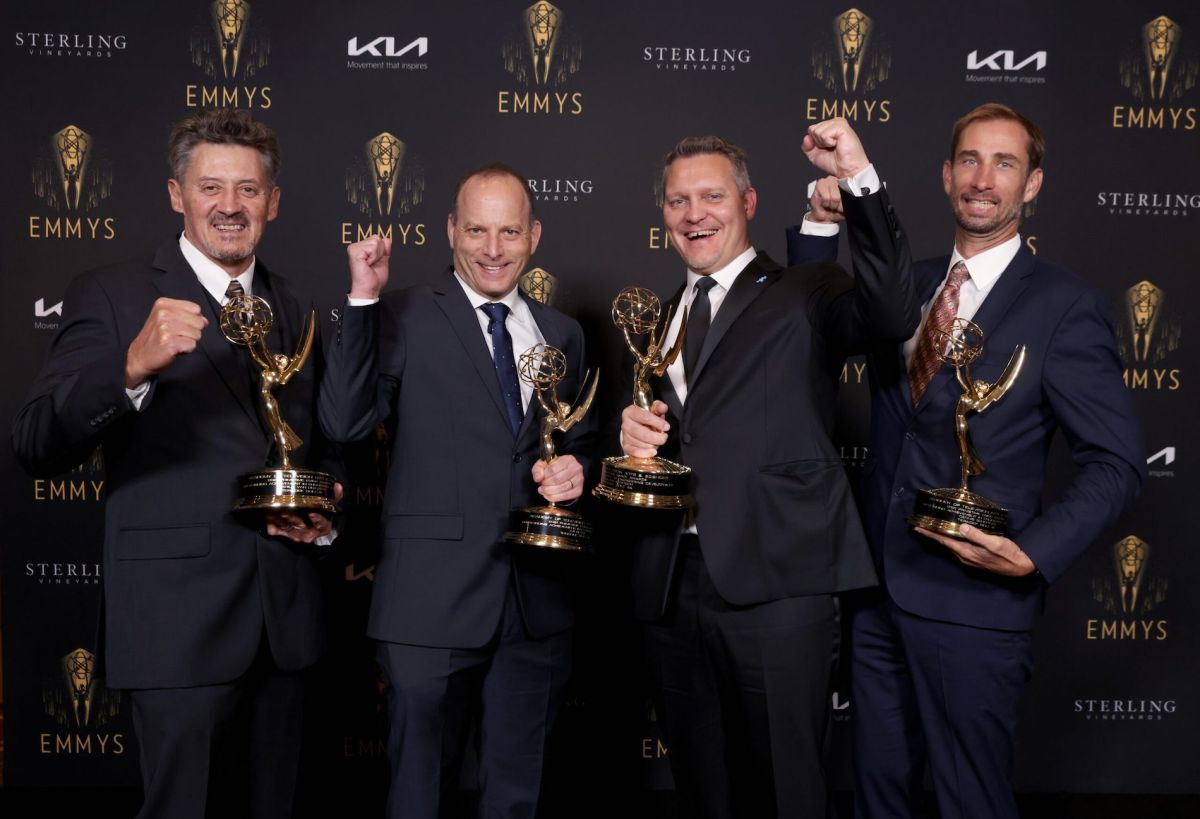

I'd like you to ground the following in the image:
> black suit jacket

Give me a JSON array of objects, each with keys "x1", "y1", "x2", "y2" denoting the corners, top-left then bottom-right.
[
  {"x1": 627, "y1": 190, "x2": 917, "y2": 621},
  {"x1": 319, "y1": 269, "x2": 595, "y2": 648},
  {"x1": 12, "y1": 239, "x2": 329, "y2": 689},
  {"x1": 785, "y1": 232, "x2": 1146, "y2": 630}
]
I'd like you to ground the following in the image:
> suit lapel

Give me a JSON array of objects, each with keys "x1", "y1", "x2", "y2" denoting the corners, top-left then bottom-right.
[
  {"x1": 914, "y1": 248, "x2": 1036, "y2": 415},
  {"x1": 432, "y1": 269, "x2": 516, "y2": 435},
  {"x1": 151, "y1": 241, "x2": 261, "y2": 428},
  {"x1": 688, "y1": 253, "x2": 779, "y2": 387}
]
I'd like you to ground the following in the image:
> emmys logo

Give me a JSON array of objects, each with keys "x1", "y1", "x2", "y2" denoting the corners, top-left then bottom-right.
[
  {"x1": 40, "y1": 648, "x2": 125, "y2": 755},
  {"x1": 964, "y1": 48, "x2": 1047, "y2": 85},
  {"x1": 15, "y1": 31, "x2": 128, "y2": 59},
  {"x1": 1116, "y1": 280, "x2": 1182, "y2": 390},
  {"x1": 520, "y1": 268, "x2": 557, "y2": 306},
  {"x1": 25, "y1": 560, "x2": 102, "y2": 586},
  {"x1": 1086, "y1": 535, "x2": 1168, "y2": 641},
  {"x1": 35, "y1": 297, "x2": 63, "y2": 330},
  {"x1": 185, "y1": 0, "x2": 273, "y2": 109},
  {"x1": 527, "y1": 177, "x2": 593, "y2": 203},
  {"x1": 499, "y1": 2, "x2": 584, "y2": 115},
  {"x1": 641, "y1": 45, "x2": 752, "y2": 72},
  {"x1": 33, "y1": 447, "x2": 104, "y2": 502},
  {"x1": 1097, "y1": 190, "x2": 1198, "y2": 217},
  {"x1": 341, "y1": 132, "x2": 427, "y2": 246},
  {"x1": 347, "y1": 35, "x2": 429, "y2": 71},
  {"x1": 1147, "y1": 446, "x2": 1176, "y2": 478},
  {"x1": 28, "y1": 125, "x2": 116, "y2": 241},
  {"x1": 1113, "y1": 15, "x2": 1198, "y2": 129},
  {"x1": 807, "y1": 7, "x2": 893, "y2": 123},
  {"x1": 1073, "y1": 697, "x2": 1177, "y2": 722}
]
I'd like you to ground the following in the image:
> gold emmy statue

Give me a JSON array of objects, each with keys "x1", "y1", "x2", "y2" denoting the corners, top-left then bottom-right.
[
  {"x1": 908, "y1": 319, "x2": 1026, "y2": 536},
  {"x1": 213, "y1": 0, "x2": 250, "y2": 79},
  {"x1": 221, "y1": 294, "x2": 337, "y2": 515},
  {"x1": 525, "y1": 1, "x2": 561, "y2": 85},
  {"x1": 504, "y1": 343, "x2": 599, "y2": 551},
  {"x1": 593, "y1": 287, "x2": 694, "y2": 508}
]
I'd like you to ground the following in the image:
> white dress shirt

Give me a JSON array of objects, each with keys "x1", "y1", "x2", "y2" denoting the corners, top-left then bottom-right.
[{"x1": 901, "y1": 236, "x2": 1021, "y2": 369}]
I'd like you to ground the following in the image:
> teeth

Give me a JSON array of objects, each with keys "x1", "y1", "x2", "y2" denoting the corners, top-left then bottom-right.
[
  {"x1": 687, "y1": 229, "x2": 717, "y2": 239},
  {"x1": 215, "y1": 224, "x2": 245, "y2": 231}
]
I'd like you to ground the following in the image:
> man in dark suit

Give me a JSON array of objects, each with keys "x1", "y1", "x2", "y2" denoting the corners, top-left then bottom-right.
[
  {"x1": 12, "y1": 110, "x2": 337, "y2": 818},
  {"x1": 617, "y1": 121, "x2": 916, "y2": 818},
  {"x1": 319, "y1": 164, "x2": 595, "y2": 819},
  {"x1": 786, "y1": 103, "x2": 1145, "y2": 819}
]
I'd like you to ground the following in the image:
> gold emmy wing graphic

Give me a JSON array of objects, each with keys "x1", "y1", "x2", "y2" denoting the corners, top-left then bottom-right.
[
  {"x1": 519, "y1": 267, "x2": 557, "y2": 306},
  {"x1": 907, "y1": 319, "x2": 1026, "y2": 536},
  {"x1": 526, "y1": 1, "x2": 561, "y2": 85},
  {"x1": 594, "y1": 287, "x2": 694, "y2": 508},
  {"x1": 504, "y1": 343, "x2": 599, "y2": 551},
  {"x1": 835, "y1": 8, "x2": 872, "y2": 92},
  {"x1": 55, "y1": 125, "x2": 89, "y2": 210},
  {"x1": 1144, "y1": 16, "x2": 1178, "y2": 101},
  {"x1": 213, "y1": 0, "x2": 250, "y2": 79},
  {"x1": 220, "y1": 294, "x2": 337, "y2": 515},
  {"x1": 367, "y1": 132, "x2": 405, "y2": 216}
]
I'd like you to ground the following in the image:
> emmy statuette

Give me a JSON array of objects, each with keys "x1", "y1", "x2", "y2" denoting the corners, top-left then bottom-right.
[
  {"x1": 593, "y1": 287, "x2": 694, "y2": 509},
  {"x1": 220, "y1": 294, "x2": 337, "y2": 515},
  {"x1": 907, "y1": 319, "x2": 1026, "y2": 537},
  {"x1": 503, "y1": 343, "x2": 599, "y2": 552}
]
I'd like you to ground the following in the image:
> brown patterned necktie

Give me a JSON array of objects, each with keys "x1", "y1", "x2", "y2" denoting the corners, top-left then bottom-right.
[
  {"x1": 908, "y1": 261, "x2": 971, "y2": 406},
  {"x1": 224, "y1": 278, "x2": 245, "y2": 303}
]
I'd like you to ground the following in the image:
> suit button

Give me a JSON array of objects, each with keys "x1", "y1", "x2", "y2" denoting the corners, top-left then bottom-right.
[
  {"x1": 905, "y1": 431, "x2": 915, "y2": 441},
  {"x1": 682, "y1": 433, "x2": 692, "y2": 444},
  {"x1": 894, "y1": 487, "x2": 905, "y2": 497},
  {"x1": 512, "y1": 453, "x2": 522, "y2": 463}
]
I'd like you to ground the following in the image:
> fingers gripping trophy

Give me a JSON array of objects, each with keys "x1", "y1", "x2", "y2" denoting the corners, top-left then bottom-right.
[
  {"x1": 503, "y1": 343, "x2": 599, "y2": 551},
  {"x1": 908, "y1": 318, "x2": 1026, "y2": 536},
  {"x1": 593, "y1": 287, "x2": 694, "y2": 508},
  {"x1": 220, "y1": 294, "x2": 337, "y2": 514}
]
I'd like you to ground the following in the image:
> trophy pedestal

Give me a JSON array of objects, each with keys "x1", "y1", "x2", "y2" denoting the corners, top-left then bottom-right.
[
  {"x1": 907, "y1": 487, "x2": 1009, "y2": 537},
  {"x1": 233, "y1": 467, "x2": 338, "y2": 515},
  {"x1": 504, "y1": 505, "x2": 594, "y2": 552},
  {"x1": 593, "y1": 455, "x2": 693, "y2": 509}
]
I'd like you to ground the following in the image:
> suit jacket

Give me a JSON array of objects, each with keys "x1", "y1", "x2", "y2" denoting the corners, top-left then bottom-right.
[
  {"x1": 624, "y1": 190, "x2": 917, "y2": 621},
  {"x1": 786, "y1": 229, "x2": 1145, "y2": 631},
  {"x1": 319, "y1": 269, "x2": 596, "y2": 649},
  {"x1": 12, "y1": 239, "x2": 329, "y2": 689}
]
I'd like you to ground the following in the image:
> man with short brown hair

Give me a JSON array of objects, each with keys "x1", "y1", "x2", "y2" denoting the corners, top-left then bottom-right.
[{"x1": 787, "y1": 103, "x2": 1144, "y2": 818}]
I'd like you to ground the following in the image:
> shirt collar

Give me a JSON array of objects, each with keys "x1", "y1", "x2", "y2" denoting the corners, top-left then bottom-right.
[
  {"x1": 685, "y1": 246, "x2": 757, "y2": 297},
  {"x1": 453, "y1": 269, "x2": 534, "y2": 328},
  {"x1": 179, "y1": 233, "x2": 256, "y2": 303},
  {"x1": 948, "y1": 234, "x2": 1021, "y2": 290}
]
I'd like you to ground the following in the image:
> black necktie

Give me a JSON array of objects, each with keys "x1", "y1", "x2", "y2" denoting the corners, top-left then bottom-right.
[
  {"x1": 479, "y1": 302, "x2": 523, "y2": 436},
  {"x1": 683, "y1": 276, "x2": 718, "y2": 382}
]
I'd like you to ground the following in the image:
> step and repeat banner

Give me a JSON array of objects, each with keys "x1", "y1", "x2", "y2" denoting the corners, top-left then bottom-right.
[{"x1": 2, "y1": 0, "x2": 1196, "y2": 805}]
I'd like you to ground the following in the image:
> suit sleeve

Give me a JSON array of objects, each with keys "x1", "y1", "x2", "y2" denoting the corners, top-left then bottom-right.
[
  {"x1": 319, "y1": 300, "x2": 402, "y2": 444},
  {"x1": 12, "y1": 272, "x2": 136, "y2": 476},
  {"x1": 817, "y1": 189, "x2": 919, "y2": 354},
  {"x1": 1017, "y1": 288, "x2": 1145, "y2": 583},
  {"x1": 785, "y1": 224, "x2": 839, "y2": 266}
]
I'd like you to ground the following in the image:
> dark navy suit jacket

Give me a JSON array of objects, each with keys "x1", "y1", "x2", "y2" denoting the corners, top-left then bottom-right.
[
  {"x1": 787, "y1": 226, "x2": 1144, "y2": 630},
  {"x1": 319, "y1": 269, "x2": 595, "y2": 648}
]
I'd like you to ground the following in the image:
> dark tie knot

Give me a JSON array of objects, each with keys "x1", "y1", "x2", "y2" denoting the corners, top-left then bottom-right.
[
  {"x1": 225, "y1": 279, "x2": 246, "y2": 301},
  {"x1": 694, "y1": 276, "x2": 718, "y2": 296},
  {"x1": 480, "y1": 301, "x2": 510, "y2": 330}
]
